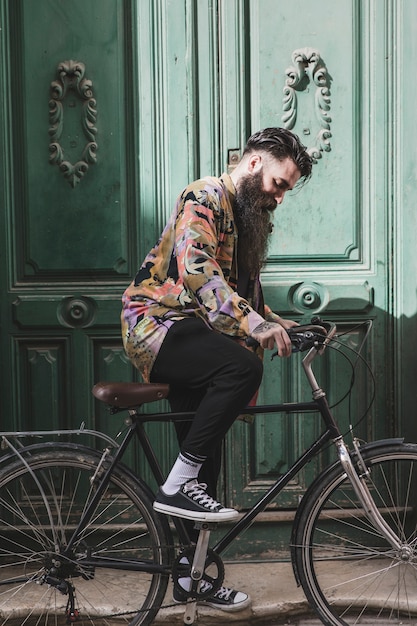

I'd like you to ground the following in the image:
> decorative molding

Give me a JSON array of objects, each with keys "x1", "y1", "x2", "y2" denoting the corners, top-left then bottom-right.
[
  {"x1": 49, "y1": 60, "x2": 98, "y2": 187},
  {"x1": 282, "y1": 48, "x2": 331, "y2": 163},
  {"x1": 289, "y1": 281, "x2": 330, "y2": 314},
  {"x1": 57, "y1": 296, "x2": 97, "y2": 328}
]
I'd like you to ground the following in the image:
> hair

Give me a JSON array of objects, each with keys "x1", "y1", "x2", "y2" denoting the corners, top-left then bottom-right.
[{"x1": 242, "y1": 127, "x2": 313, "y2": 185}]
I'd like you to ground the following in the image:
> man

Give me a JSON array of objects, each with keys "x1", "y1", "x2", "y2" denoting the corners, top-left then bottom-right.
[{"x1": 121, "y1": 127, "x2": 312, "y2": 611}]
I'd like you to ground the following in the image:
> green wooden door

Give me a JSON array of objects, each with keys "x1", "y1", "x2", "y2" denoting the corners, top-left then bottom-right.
[
  {"x1": 219, "y1": 0, "x2": 414, "y2": 556},
  {"x1": 1, "y1": 0, "x2": 416, "y2": 559},
  {"x1": 0, "y1": 0, "x2": 206, "y2": 484}
]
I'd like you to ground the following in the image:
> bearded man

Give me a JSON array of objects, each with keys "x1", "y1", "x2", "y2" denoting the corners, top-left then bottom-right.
[{"x1": 121, "y1": 127, "x2": 312, "y2": 611}]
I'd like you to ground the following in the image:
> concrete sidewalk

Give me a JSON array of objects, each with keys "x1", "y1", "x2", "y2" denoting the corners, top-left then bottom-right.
[{"x1": 153, "y1": 561, "x2": 320, "y2": 625}]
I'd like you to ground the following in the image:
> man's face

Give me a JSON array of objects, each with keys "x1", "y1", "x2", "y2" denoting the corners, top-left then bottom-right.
[
  {"x1": 255, "y1": 155, "x2": 301, "y2": 207},
  {"x1": 236, "y1": 155, "x2": 301, "y2": 213}
]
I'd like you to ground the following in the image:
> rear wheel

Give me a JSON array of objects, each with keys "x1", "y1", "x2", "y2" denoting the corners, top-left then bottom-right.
[
  {"x1": 0, "y1": 447, "x2": 171, "y2": 625},
  {"x1": 294, "y1": 442, "x2": 417, "y2": 625}
]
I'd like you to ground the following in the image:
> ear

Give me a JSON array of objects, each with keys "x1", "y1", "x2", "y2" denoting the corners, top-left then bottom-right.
[{"x1": 247, "y1": 153, "x2": 263, "y2": 174}]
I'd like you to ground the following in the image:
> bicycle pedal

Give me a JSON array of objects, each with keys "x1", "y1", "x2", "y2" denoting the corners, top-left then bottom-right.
[{"x1": 193, "y1": 521, "x2": 218, "y2": 531}]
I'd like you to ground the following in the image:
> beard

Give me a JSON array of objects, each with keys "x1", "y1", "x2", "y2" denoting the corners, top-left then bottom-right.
[{"x1": 234, "y1": 170, "x2": 276, "y2": 274}]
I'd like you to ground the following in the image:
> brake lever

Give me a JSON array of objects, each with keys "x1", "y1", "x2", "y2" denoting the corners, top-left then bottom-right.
[{"x1": 271, "y1": 327, "x2": 327, "y2": 359}]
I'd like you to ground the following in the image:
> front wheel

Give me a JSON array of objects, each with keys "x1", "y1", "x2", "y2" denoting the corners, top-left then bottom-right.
[
  {"x1": 294, "y1": 442, "x2": 417, "y2": 625},
  {"x1": 0, "y1": 446, "x2": 171, "y2": 625}
]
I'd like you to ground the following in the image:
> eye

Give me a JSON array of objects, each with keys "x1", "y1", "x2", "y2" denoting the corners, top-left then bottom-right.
[{"x1": 274, "y1": 180, "x2": 286, "y2": 191}]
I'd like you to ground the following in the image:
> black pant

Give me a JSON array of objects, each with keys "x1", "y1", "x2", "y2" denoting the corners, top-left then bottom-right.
[{"x1": 150, "y1": 318, "x2": 263, "y2": 497}]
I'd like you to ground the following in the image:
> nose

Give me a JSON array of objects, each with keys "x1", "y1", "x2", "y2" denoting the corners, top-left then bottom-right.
[{"x1": 275, "y1": 191, "x2": 285, "y2": 205}]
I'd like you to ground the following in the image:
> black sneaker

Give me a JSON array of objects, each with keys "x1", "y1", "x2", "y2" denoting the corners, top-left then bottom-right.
[
  {"x1": 153, "y1": 479, "x2": 239, "y2": 521},
  {"x1": 173, "y1": 580, "x2": 251, "y2": 612}
]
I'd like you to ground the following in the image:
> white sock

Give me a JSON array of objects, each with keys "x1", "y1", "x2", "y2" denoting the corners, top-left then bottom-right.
[{"x1": 161, "y1": 452, "x2": 205, "y2": 495}]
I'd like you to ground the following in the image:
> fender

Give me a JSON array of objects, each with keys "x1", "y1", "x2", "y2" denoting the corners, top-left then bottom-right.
[
  {"x1": 290, "y1": 437, "x2": 405, "y2": 586},
  {"x1": 0, "y1": 440, "x2": 157, "y2": 497}
]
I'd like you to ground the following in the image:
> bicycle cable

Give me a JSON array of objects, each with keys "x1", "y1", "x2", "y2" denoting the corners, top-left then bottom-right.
[{"x1": 324, "y1": 319, "x2": 376, "y2": 435}]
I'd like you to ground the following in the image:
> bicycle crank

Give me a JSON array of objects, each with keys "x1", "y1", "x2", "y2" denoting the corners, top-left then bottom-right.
[{"x1": 172, "y1": 546, "x2": 225, "y2": 600}]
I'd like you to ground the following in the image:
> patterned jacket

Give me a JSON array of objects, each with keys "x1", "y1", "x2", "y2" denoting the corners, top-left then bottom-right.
[{"x1": 121, "y1": 173, "x2": 268, "y2": 382}]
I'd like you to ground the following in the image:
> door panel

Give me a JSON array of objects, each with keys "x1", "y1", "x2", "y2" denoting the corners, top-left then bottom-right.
[
  {"x1": 0, "y1": 0, "x2": 205, "y2": 485},
  {"x1": 0, "y1": 0, "x2": 175, "y2": 478},
  {"x1": 2, "y1": 0, "x2": 132, "y2": 433},
  {"x1": 223, "y1": 0, "x2": 394, "y2": 512},
  {"x1": 15, "y1": 1, "x2": 129, "y2": 280}
]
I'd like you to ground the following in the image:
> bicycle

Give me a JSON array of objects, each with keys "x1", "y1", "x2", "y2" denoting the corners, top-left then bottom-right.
[{"x1": 0, "y1": 318, "x2": 416, "y2": 625}]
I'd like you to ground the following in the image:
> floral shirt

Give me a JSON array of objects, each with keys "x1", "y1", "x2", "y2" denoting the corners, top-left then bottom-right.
[{"x1": 121, "y1": 173, "x2": 267, "y2": 382}]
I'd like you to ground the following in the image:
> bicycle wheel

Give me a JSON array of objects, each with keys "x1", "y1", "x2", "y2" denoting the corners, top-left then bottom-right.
[
  {"x1": 293, "y1": 441, "x2": 417, "y2": 625},
  {"x1": 0, "y1": 445, "x2": 171, "y2": 625}
]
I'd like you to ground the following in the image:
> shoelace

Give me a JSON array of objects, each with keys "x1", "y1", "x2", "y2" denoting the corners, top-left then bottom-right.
[
  {"x1": 200, "y1": 580, "x2": 233, "y2": 600},
  {"x1": 183, "y1": 481, "x2": 223, "y2": 510}
]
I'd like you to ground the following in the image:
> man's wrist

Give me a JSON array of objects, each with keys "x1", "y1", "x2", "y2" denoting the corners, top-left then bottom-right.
[{"x1": 252, "y1": 321, "x2": 278, "y2": 334}]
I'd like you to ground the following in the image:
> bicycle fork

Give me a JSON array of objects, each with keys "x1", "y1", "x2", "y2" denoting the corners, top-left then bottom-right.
[{"x1": 335, "y1": 437, "x2": 403, "y2": 551}]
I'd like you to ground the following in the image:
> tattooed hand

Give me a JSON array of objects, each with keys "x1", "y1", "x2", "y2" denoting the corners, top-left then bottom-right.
[{"x1": 251, "y1": 321, "x2": 292, "y2": 357}]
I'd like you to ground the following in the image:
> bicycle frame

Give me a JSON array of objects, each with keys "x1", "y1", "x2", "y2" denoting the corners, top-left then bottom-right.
[{"x1": 127, "y1": 336, "x2": 404, "y2": 558}]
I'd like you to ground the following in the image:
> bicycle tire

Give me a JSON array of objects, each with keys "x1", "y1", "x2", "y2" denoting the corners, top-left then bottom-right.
[
  {"x1": 293, "y1": 441, "x2": 417, "y2": 625},
  {"x1": 0, "y1": 445, "x2": 171, "y2": 625}
]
